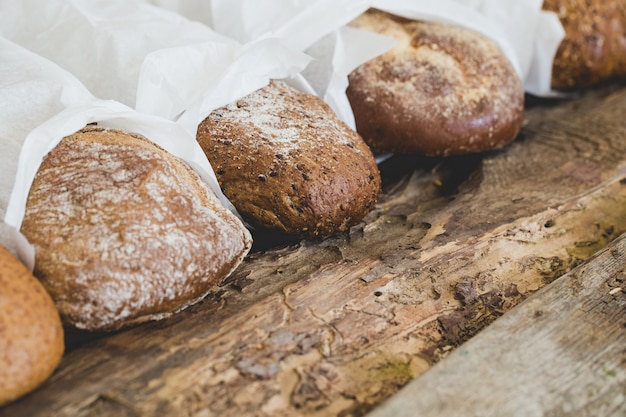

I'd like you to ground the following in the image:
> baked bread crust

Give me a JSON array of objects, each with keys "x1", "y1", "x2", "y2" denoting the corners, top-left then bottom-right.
[
  {"x1": 196, "y1": 80, "x2": 381, "y2": 237},
  {"x1": 543, "y1": 0, "x2": 626, "y2": 91},
  {"x1": 21, "y1": 126, "x2": 252, "y2": 331},
  {"x1": 0, "y1": 244, "x2": 64, "y2": 406},
  {"x1": 346, "y1": 9, "x2": 524, "y2": 156}
]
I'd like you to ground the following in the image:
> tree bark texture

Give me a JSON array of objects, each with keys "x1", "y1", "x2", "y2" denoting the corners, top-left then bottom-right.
[
  {"x1": 368, "y1": 232, "x2": 626, "y2": 417},
  {"x1": 2, "y1": 85, "x2": 626, "y2": 417}
]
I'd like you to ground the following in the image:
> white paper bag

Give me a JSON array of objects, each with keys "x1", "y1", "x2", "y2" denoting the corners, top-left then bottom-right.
[
  {"x1": 0, "y1": 37, "x2": 237, "y2": 267},
  {"x1": 0, "y1": 0, "x2": 313, "y2": 134},
  {"x1": 151, "y1": 0, "x2": 565, "y2": 96},
  {"x1": 0, "y1": 37, "x2": 95, "y2": 267},
  {"x1": 150, "y1": 0, "x2": 396, "y2": 129},
  {"x1": 0, "y1": 0, "x2": 231, "y2": 111}
]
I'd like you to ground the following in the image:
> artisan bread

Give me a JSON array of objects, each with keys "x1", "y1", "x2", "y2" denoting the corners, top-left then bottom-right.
[
  {"x1": 196, "y1": 80, "x2": 381, "y2": 238},
  {"x1": 346, "y1": 9, "x2": 525, "y2": 156},
  {"x1": 543, "y1": 0, "x2": 626, "y2": 90},
  {"x1": 21, "y1": 126, "x2": 252, "y2": 331},
  {"x1": 0, "y1": 244, "x2": 64, "y2": 406}
]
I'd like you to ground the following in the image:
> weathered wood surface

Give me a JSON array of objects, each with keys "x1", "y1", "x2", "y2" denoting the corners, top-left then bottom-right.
[
  {"x1": 1, "y1": 85, "x2": 626, "y2": 417},
  {"x1": 367, "y1": 231, "x2": 626, "y2": 417}
]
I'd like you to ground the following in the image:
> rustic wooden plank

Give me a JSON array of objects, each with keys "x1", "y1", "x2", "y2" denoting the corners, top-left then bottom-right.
[
  {"x1": 367, "y1": 232, "x2": 626, "y2": 417},
  {"x1": 1, "y1": 85, "x2": 626, "y2": 417}
]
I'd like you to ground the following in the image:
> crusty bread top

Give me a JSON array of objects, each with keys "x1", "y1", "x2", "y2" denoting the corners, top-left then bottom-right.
[
  {"x1": 197, "y1": 80, "x2": 381, "y2": 237},
  {"x1": 347, "y1": 9, "x2": 524, "y2": 156},
  {"x1": 0, "y1": 244, "x2": 64, "y2": 406},
  {"x1": 543, "y1": 0, "x2": 626, "y2": 90},
  {"x1": 21, "y1": 126, "x2": 252, "y2": 331}
]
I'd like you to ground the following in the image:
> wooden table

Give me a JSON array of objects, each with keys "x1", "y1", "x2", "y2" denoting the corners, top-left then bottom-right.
[
  {"x1": 1, "y1": 84, "x2": 625, "y2": 417},
  {"x1": 368, "y1": 231, "x2": 626, "y2": 417}
]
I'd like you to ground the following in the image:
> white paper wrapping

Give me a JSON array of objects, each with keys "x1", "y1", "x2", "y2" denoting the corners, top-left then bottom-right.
[
  {"x1": 0, "y1": 38, "x2": 94, "y2": 267},
  {"x1": 151, "y1": 0, "x2": 565, "y2": 97},
  {"x1": 150, "y1": 0, "x2": 397, "y2": 128},
  {"x1": 193, "y1": 0, "x2": 373, "y2": 52},
  {"x1": 293, "y1": 25, "x2": 395, "y2": 129},
  {"x1": 0, "y1": 0, "x2": 392, "y2": 133},
  {"x1": 0, "y1": 0, "x2": 233, "y2": 112},
  {"x1": 0, "y1": 37, "x2": 237, "y2": 268},
  {"x1": 167, "y1": 36, "x2": 314, "y2": 135},
  {"x1": 0, "y1": 0, "x2": 314, "y2": 135}
]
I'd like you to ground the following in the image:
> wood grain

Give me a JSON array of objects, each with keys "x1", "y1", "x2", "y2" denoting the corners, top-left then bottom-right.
[
  {"x1": 367, "y1": 232, "x2": 626, "y2": 417},
  {"x1": 1, "y1": 85, "x2": 626, "y2": 417}
]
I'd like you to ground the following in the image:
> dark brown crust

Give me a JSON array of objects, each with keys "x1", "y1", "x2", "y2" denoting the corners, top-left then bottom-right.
[
  {"x1": 21, "y1": 126, "x2": 252, "y2": 331},
  {"x1": 346, "y1": 9, "x2": 524, "y2": 156},
  {"x1": 0, "y1": 245, "x2": 64, "y2": 406},
  {"x1": 543, "y1": 0, "x2": 626, "y2": 91},
  {"x1": 196, "y1": 80, "x2": 381, "y2": 238}
]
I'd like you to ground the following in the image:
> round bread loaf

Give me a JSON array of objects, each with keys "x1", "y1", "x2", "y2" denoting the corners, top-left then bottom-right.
[
  {"x1": 543, "y1": 0, "x2": 626, "y2": 91},
  {"x1": 21, "y1": 126, "x2": 252, "y2": 331},
  {"x1": 0, "y1": 244, "x2": 64, "y2": 406},
  {"x1": 196, "y1": 80, "x2": 381, "y2": 238},
  {"x1": 346, "y1": 9, "x2": 525, "y2": 156}
]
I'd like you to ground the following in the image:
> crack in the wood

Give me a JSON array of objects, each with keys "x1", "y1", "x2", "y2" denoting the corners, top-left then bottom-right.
[
  {"x1": 306, "y1": 307, "x2": 344, "y2": 355},
  {"x1": 91, "y1": 391, "x2": 143, "y2": 417},
  {"x1": 343, "y1": 304, "x2": 396, "y2": 323},
  {"x1": 290, "y1": 367, "x2": 333, "y2": 411},
  {"x1": 279, "y1": 286, "x2": 296, "y2": 315}
]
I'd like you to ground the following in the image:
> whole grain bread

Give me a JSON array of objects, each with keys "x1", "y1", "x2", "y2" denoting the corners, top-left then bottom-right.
[
  {"x1": 0, "y1": 244, "x2": 64, "y2": 406},
  {"x1": 196, "y1": 80, "x2": 381, "y2": 238},
  {"x1": 346, "y1": 9, "x2": 524, "y2": 156},
  {"x1": 21, "y1": 126, "x2": 252, "y2": 331},
  {"x1": 543, "y1": 0, "x2": 626, "y2": 91}
]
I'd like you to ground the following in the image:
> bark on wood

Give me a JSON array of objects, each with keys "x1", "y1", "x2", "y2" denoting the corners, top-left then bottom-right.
[
  {"x1": 2, "y1": 85, "x2": 626, "y2": 417},
  {"x1": 368, "y1": 232, "x2": 626, "y2": 417}
]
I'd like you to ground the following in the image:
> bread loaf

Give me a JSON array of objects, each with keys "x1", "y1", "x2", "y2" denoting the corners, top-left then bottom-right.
[
  {"x1": 346, "y1": 9, "x2": 525, "y2": 156},
  {"x1": 196, "y1": 80, "x2": 381, "y2": 238},
  {"x1": 21, "y1": 126, "x2": 252, "y2": 331},
  {"x1": 0, "y1": 244, "x2": 64, "y2": 406},
  {"x1": 543, "y1": 0, "x2": 626, "y2": 90}
]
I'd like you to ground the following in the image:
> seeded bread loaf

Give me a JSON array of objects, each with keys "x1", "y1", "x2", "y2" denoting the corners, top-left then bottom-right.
[
  {"x1": 543, "y1": 0, "x2": 626, "y2": 91},
  {"x1": 0, "y1": 244, "x2": 64, "y2": 406},
  {"x1": 346, "y1": 9, "x2": 524, "y2": 156},
  {"x1": 196, "y1": 80, "x2": 381, "y2": 238},
  {"x1": 21, "y1": 126, "x2": 252, "y2": 331}
]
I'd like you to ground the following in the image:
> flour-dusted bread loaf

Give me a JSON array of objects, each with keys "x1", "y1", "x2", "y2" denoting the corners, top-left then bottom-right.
[
  {"x1": 21, "y1": 126, "x2": 252, "y2": 331},
  {"x1": 543, "y1": 0, "x2": 626, "y2": 91},
  {"x1": 0, "y1": 244, "x2": 64, "y2": 406},
  {"x1": 196, "y1": 80, "x2": 381, "y2": 238},
  {"x1": 346, "y1": 9, "x2": 525, "y2": 157}
]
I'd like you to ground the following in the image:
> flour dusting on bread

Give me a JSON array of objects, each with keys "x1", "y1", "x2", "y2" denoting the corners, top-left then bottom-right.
[{"x1": 21, "y1": 126, "x2": 252, "y2": 331}]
